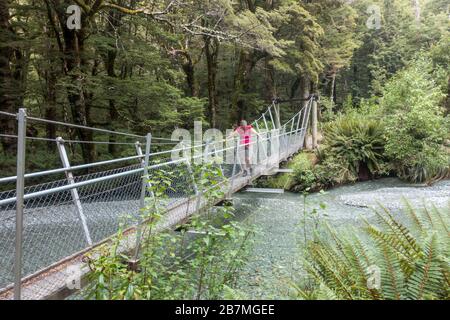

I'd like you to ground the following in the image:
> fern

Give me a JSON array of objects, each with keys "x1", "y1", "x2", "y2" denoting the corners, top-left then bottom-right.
[
  {"x1": 296, "y1": 202, "x2": 449, "y2": 300},
  {"x1": 429, "y1": 204, "x2": 449, "y2": 235},
  {"x1": 403, "y1": 198, "x2": 425, "y2": 232},
  {"x1": 377, "y1": 242, "x2": 406, "y2": 300},
  {"x1": 406, "y1": 234, "x2": 446, "y2": 300},
  {"x1": 316, "y1": 283, "x2": 339, "y2": 300}
]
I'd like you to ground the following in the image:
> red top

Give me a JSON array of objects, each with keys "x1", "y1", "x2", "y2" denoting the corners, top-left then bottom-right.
[{"x1": 235, "y1": 125, "x2": 253, "y2": 145}]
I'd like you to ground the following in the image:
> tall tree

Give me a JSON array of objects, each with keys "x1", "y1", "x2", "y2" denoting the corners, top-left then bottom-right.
[{"x1": 0, "y1": 0, "x2": 27, "y2": 152}]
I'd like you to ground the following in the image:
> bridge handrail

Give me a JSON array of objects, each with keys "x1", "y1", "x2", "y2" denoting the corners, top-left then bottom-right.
[
  {"x1": 0, "y1": 120, "x2": 304, "y2": 185},
  {"x1": 0, "y1": 128, "x2": 303, "y2": 206}
]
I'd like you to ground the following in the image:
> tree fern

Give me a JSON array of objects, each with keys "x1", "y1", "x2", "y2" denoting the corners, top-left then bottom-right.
[{"x1": 316, "y1": 283, "x2": 339, "y2": 300}]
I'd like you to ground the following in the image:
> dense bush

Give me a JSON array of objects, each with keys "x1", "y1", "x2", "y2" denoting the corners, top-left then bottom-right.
[
  {"x1": 291, "y1": 153, "x2": 317, "y2": 191},
  {"x1": 293, "y1": 203, "x2": 450, "y2": 300},
  {"x1": 319, "y1": 112, "x2": 387, "y2": 180},
  {"x1": 381, "y1": 57, "x2": 450, "y2": 183}
]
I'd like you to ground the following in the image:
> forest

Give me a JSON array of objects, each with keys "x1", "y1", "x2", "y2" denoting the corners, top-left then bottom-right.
[{"x1": 1, "y1": 0, "x2": 448, "y2": 178}]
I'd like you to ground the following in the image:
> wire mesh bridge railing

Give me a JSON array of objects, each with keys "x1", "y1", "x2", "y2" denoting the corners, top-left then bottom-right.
[{"x1": 0, "y1": 96, "x2": 315, "y2": 300}]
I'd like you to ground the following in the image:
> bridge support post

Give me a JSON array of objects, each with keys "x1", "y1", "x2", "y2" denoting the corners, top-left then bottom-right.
[
  {"x1": 256, "y1": 134, "x2": 260, "y2": 171},
  {"x1": 268, "y1": 107, "x2": 276, "y2": 130},
  {"x1": 300, "y1": 98, "x2": 312, "y2": 149},
  {"x1": 14, "y1": 108, "x2": 27, "y2": 300},
  {"x1": 210, "y1": 140, "x2": 224, "y2": 178},
  {"x1": 56, "y1": 137, "x2": 92, "y2": 246},
  {"x1": 134, "y1": 133, "x2": 152, "y2": 260},
  {"x1": 289, "y1": 117, "x2": 295, "y2": 154},
  {"x1": 295, "y1": 110, "x2": 301, "y2": 150},
  {"x1": 312, "y1": 98, "x2": 318, "y2": 149},
  {"x1": 135, "y1": 137, "x2": 154, "y2": 202},
  {"x1": 273, "y1": 100, "x2": 281, "y2": 129},
  {"x1": 228, "y1": 139, "x2": 239, "y2": 197},
  {"x1": 182, "y1": 142, "x2": 201, "y2": 213},
  {"x1": 262, "y1": 114, "x2": 269, "y2": 132}
]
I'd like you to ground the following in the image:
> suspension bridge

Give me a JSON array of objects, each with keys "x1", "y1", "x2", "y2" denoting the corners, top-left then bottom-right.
[{"x1": 0, "y1": 96, "x2": 317, "y2": 300}]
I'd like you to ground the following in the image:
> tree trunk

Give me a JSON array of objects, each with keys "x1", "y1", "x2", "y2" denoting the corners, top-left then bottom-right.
[
  {"x1": 108, "y1": 99, "x2": 119, "y2": 155},
  {"x1": 53, "y1": 1, "x2": 96, "y2": 163},
  {"x1": 264, "y1": 58, "x2": 276, "y2": 102},
  {"x1": 329, "y1": 71, "x2": 336, "y2": 106},
  {"x1": 66, "y1": 31, "x2": 95, "y2": 163},
  {"x1": 204, "y1": 36, "x2": 219, "y2": 128},
  {"x1": 182, "y1": 56, "x2": 198, "y2": 97},
  {"x1": 232, "y1": 50, "x2": 254, "y2": 123},
  {"x1": 0, "y1": 1, "x2": 19, "y2": 153},
  {"x1": 42, "y1": 22, "x2": 59, "y2": 150},
  {"x1": 103, "y1": 7, "x2": 124, "y2": 156},
  {"x1": 412, "y1": 0, "x2": 421, "y2": 24}
]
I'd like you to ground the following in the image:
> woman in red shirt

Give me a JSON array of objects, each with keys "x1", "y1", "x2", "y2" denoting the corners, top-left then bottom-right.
[{"x1": 232, "y1": 120, "x2": 260, "y2": 176}]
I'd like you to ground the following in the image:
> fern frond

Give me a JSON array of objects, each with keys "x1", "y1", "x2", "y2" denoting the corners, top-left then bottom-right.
[
  {"x1": 422, "y1": 203, "x2": 435, "y2": 230},
  {"x1": 299, "y1": 203, "x2": 450, "y2": 300},
  {"x1": 374, "y1": 204, "x2": 422, "y2": 258},
  {"x1": 377, "y1": 242, "x2": 405, "y2": 300},
  {"x1": 307, "y1": 243, "x2": 356, "y2": 299},
  {"x1": 340, "y1": 236, "x2": 381, "y2": 299},
  {"x1": 429, "y1": 204, "x2": 449, "y2": 236},
  {"x1": 402, "y1": 198, "x2": 424, "y2": 233},
  {"x1": 379, "y1": 204, "x2": 421, "y2": 247},
  {"x1": 316, "y1": 283, "x2": 339, "y2": 300},
  {"x1": 366, "y1": 225, "x2": 419, "y2": 277},
  {"x1": 288, "y1": 277, "x2": 317, "y2": 300},
  {"x1": 406, "y1": 234, "x2": 446, "y2": 300}
]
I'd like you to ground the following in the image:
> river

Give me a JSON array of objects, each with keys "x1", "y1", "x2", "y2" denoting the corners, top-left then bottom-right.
[{"x1": 232, "y1": 178, "x2": 450, "y2": 299}]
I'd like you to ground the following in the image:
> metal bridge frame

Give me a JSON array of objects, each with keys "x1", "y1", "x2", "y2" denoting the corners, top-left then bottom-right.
[{"x1": 0, "y1": 96, "x2": 317, "y2": 300}]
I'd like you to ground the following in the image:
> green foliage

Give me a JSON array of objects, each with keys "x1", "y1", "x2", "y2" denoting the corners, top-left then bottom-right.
[
  {"x1": 1, "y1": 0, "x2": 449, "y2": 185},
  {"x1": 429, "y1": 35, "x2": 450, "y2": 97},
  {"x1": 339, "y1": 0, "x2": 449, "y2": 103},
  {"x1": 259, "y1": 152, "x2": 319, "y2": 192},
  {"x1": 320, "y1": 111, "x2": 387, "y2": 179},
  {"x1": 381, "y1": 57, "x2": 449, "y2": 183},
  {"x1": 265, "y1": 110, "x2": 389, "y2": 191},
  {"x1": 85, "y1": 164, "x2": 255, "y2": 300},
  {"x1": 291, "y1": 153, "x2": 317, "y2": 192},
  {"x1": 272, "y1": 0, "x2": 325, "y2": 83},
  {"x1": 294, "y1": 202, "x2": 450, "y2": 300},
  {"x1": 318, "y1": 96, "x2": 335, "y2": 122}
]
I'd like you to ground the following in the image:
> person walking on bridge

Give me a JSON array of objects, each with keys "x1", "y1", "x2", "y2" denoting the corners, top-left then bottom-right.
[{"x1": 231, "y1": 120, "x2": 260, "y2": 177}]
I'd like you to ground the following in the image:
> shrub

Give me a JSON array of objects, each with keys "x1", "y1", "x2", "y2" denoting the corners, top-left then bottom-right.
[
  {"x1": 381, "y1": 56, "x2": 450, "y2": 183},
  {"x1": 261, "y1": 153, "x2": 319, "y2": 191},
  {"x1": 291, "y1": 153, "x2": 317, "y2": 191},
  {"x1": 319, "y1": 111, "x2": 387, "y2": 181},
  {"x1": 293, "y1": 202, "x2": 450, "y2": 300}
]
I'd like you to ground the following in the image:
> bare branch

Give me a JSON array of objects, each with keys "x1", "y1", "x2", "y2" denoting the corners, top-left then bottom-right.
[
  {"x1": 72, "y1": 0, "x2": 91, "y2": 13},
  {"x1": 100, "y1": 0, "x2": 177, "y2": 16}
]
